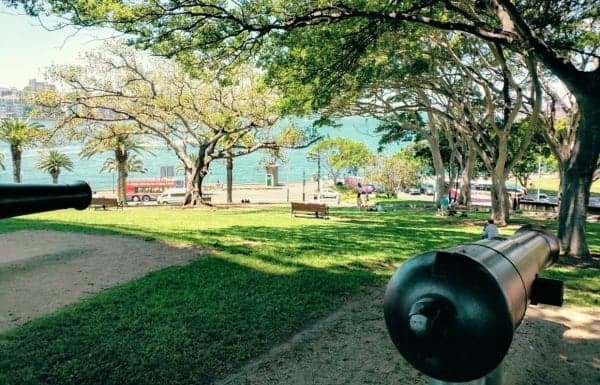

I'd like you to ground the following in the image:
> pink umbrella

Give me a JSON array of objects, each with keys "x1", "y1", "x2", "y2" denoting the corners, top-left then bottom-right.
[{"x1": 360, "y1": 184, "x2": 375, "y2": 194}]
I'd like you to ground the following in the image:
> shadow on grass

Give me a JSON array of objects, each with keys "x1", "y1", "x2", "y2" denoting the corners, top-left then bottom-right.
[
  {"x1": 0, "y1": 257, "x2": 373, "y2": 385},
  {"x1": 0, "y1": 207, "x2": 480, "y2": 272}
]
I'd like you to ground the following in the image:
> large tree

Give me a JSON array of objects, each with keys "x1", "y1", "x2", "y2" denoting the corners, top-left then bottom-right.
[
  {"x1": 261, "y1": 23, "x2": 467, "y2": 208},
  {"x1": 308, "y1": 137, "x2": 374, "y2": 185},
  {"x1": 367, "y1": 149, "x2": 423, "y2": 197},
  {"x1": 291, "y1": 28, "x2": 538, "y2": 223},
  {"x1": 433, "y1": 36, "x2": 541, "y2": 224},
  {"x1": 38, "y1": 43, "x2": 312, "y2": 205},
  {"x1": 10, "y1": 1, "x2": 598, "y2": 253}
]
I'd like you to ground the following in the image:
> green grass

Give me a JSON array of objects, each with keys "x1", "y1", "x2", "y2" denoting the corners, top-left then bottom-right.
[
  {"x1": 528, "y1": 175, "x2": 600, "y2": 196},
  {"x1": 0, "y1": 206, "x2": 598, "y2": 385}
]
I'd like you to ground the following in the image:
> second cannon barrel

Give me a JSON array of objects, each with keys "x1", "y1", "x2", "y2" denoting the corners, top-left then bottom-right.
[
  {"x1": 383, "y1": 224, "x2": 562, "y2": 382},
  {"x1": 0, "y1": 181, "x2": 92, "y2": 219}
]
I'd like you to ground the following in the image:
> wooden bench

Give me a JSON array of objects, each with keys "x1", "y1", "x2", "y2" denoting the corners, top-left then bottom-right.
[
  {"x1": 90, "y1": 197, "x2": 124, "y2": 211},
  {"x1": 291, "y1": 202, "x2": 329, "y2": 218}
]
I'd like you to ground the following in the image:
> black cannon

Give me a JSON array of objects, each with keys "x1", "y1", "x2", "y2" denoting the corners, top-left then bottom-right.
[
  {"x1": 0, "y1": 181, "x2": 92, "y2": 219},
  {"x1": 384, "y1": 224, "x2": 563, "y2": 384}
]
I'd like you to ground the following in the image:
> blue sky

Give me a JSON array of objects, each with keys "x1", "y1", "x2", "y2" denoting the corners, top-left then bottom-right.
[{"x1": 0, "y1": 4, "x2": 115, "y2": 89}]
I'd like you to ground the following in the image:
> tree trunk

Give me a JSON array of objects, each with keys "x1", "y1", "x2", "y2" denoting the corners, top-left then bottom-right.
[
  {"x1": 430, "y1": 144, "x2": 447, "y2": 206},
  {"x1": 185, "y1": 146, "x2": 214, "y2": 206},
  {"x1": 556, "y1": 97, "x2": 600, "y2": 258},
  {"x1": 187, "y1": 161, "x2": 210, "y2": 206},
  {"x1": 226, "y1": 156, "x2": 233, "y2": 203},
  {"x1": 557, "y1": 167, "x2": 591, "y2": 257},
  {"x1": 418, "y1": 111, "x2": 447, "y2": 207},
  {"x1": 460, "y1": 147, "x2": 477, "y2": 206},
  {"x1": 490, "y1": 173, "x2": 510, "y2": 225},
  {"x1": 117, "y1": 172, "x2": 127, "y2": 204},
  {"x1": 11, "y1": 146, "x2": 21, "y2": 183},
  {"x1": 331, "y1": 171, "x2": 339, "y2": 186},
  {"x1": 188, "y1": 173, "x2": 206, "y2": 205},
  {"x1": 117, "y1": 164, "x2": 127, "y2": 203},
  {"x1": 116, "y1": 150, "x2": 128, "y2": 203},
  {"x1": 51, "y1": 171, "x2": 59, "y2": 184}
]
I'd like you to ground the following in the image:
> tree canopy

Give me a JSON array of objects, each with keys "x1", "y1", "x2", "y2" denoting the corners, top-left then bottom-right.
[
  {"x1": 367, "y1": 148, "x2": 423, "y2": 197},
  {"x1": 308, "y1": 137, "x2": 374, "y2": 184}
]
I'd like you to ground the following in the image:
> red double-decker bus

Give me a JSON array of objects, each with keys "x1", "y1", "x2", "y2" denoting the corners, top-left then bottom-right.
[{"x1": 121, "y1": 178, "x2": 185, "y2": 202}]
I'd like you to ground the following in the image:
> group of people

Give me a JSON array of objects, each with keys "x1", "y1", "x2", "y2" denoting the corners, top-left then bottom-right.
[{"x1": 355, "y1": 188, "x2": 500, "y2": 239}]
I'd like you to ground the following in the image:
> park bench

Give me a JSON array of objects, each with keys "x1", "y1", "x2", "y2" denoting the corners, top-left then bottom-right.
[
  {"x1": 90, "y1": 197, "x2": 124, "y2": 211},
  {"x1": 291, "y1": 201, "x2": 329, "y2": 218}
]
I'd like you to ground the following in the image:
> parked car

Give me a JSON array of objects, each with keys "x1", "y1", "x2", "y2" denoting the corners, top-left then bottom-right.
[
  {"x1": 406, "y1": 187, "x2": 421, "y2": 195},
  {"x1": 318, "y1": 188, "x2": 340, "y2": 199},
  {"x1": 420, "y1": 184, "x2": 434, "y2": 195},
  {"x1": 157, "y1": 188, "x2": 187, "y2": 205}
]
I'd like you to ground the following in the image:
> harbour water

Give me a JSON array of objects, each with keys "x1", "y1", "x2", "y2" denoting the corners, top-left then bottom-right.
[{"x1": 0, "y1": 116, "x2": 402, "y2": 191}]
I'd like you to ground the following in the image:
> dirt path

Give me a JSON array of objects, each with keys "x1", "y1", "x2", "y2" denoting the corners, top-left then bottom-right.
[
  {"x1": 0, "y1": 230, "x2": 206, "y2": 332},
  {"x1": 214, "y1": 285, "x2": 599, "y2": 385},
  {"x1": 1, "y1": 230, "x2": 598, "y2": 384}
]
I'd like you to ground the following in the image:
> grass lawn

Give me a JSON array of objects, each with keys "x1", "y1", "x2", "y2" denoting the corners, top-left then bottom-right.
[
  {"x1": 0, "y1": 205, "x2": 598, "y2": 385},
  {"x1": 528, "y1": 175, "x2": 600, "y2": 196}
]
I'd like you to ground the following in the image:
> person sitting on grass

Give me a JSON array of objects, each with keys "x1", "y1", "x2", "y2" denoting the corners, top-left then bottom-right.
[{"x1": 482, "y1": 219, "x2": 499, "y2": 239}]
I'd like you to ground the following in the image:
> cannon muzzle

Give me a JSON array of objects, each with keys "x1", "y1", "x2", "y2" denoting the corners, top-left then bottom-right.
[
  {"x1": 0, "y1": 181, "x2": 92, "y2": 219},
  {"x1": 384, "y1": 225, "x2": 562, "y2": 382}
]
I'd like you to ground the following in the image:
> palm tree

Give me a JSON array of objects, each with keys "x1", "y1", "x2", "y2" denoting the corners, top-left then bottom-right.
[
  {"x1": 80, "y1": 123, "x2": 151, "y2": 202},
  {"x1": 0, "y1": 119, "x2": 45, "y2": 183},
  {"x1": 35, "y1": 149, "x2": 74, "y2": 184},
  {"x1": 0, "y1": 152, "x2": 5, "y2": 171},
  {"x1": 100, "y1": 153, "x2": 147, "y2": 175}
]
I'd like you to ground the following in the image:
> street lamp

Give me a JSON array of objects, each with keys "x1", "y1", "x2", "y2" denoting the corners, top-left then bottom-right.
[
  {"x1": 307, "y1": 152, "x2": 321, "y2": 193},
  {"x1": 286, "y1": 161, "x2": 290, "y2": 202},
  {"x1": 302, "y1": 169, "x2": 306, "y2": 201},
  {"x1": 537, "y1": 150, "x2": 542, "y2": 200}
]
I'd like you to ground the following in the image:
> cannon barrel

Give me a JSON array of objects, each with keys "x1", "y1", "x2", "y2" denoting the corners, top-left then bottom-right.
[
  {"x1": 0, "y1": 181, "x2": 92, "y2": 219},
  {"x1": 383, "y1": 224, "x2": 562, "y2": 383}
]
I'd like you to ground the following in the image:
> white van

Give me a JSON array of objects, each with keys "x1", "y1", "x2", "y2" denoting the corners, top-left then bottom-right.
[{"x1": 157, "y1": 188, "x2": 187, "y2": 205}]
